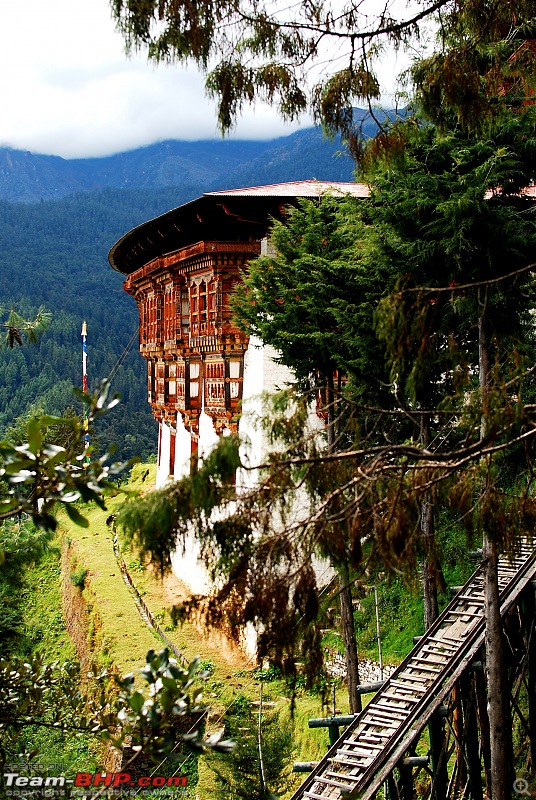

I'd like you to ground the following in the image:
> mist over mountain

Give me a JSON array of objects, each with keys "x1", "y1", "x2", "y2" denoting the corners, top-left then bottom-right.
[{"x1": 0, "y1": 125, "x2": 359, "y2": 202}]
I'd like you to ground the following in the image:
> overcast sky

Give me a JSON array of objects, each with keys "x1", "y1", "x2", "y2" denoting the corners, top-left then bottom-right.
[{"x1": 0, "y1": 0, "x2": 411, "y2": 160}]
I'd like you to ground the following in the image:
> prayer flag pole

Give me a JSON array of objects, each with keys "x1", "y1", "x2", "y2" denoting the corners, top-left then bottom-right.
[{"x1": 81, "y1": 321, "x2": 90, "y2": 465}]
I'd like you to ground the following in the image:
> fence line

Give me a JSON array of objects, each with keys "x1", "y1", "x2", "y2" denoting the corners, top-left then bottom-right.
[{"x1": 111, "y1": 530, "x2": 188, "y2": 667}]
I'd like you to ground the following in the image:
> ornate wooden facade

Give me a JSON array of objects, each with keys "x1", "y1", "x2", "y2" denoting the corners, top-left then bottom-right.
[
  {"x1": 109, "y1": 181, "x2": 369, "y2": 481},
  {"x1": 123, "y1": 240, "x2": 257, "y2": 446}
]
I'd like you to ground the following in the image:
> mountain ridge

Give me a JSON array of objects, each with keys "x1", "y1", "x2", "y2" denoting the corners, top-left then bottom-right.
[{"x1": 0, "y1": 127, "x2": 358, "y2": 202}]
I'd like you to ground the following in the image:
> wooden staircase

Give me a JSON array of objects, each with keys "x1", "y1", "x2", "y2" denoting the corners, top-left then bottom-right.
[{"x1": 290, "y1": 541, "x2": 536, "y2": 800}]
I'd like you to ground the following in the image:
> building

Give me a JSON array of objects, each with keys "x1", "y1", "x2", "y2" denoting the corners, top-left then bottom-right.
[{"x1": 109, "y1": 180, "x2": 368, "y2": 492}]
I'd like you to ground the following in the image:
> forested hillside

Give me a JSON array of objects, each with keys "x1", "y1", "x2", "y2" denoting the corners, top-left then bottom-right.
[
  {"x1": 0, "y1": 125, "x2": 357, "y2": 202},
  {"x1": 0, "y1": 187, "x2": 195, "y2": 461},
  {"x1": 0, "y1": 123, "x2": 361, "y2": 461}
]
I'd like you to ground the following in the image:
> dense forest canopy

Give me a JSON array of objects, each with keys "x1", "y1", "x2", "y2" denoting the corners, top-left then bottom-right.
[
  {"x1": 0, "y1": 188, "x2": 184, "y2": 461},
  {"x1": 0, "y1": 124, "x2": 361, "y2": 462}
]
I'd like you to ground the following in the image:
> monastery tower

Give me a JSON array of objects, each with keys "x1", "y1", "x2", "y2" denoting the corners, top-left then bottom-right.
[{"x1": 109, "y1": 180, "x2": 368, "y2": 492}]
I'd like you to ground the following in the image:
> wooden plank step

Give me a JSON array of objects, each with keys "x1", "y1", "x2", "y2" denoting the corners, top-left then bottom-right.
[
  {"x1": 427, "y1": 634, "x2": 458, "y2": 645},
  {"x1": 368, "y1": 715, "x2": 404, "y2": 735},
  {"x1": 380, "y1": 692, "x2": 420, "y2": 704},
  {"x1": 457, "y1": 595, "x2": 484, "y2": 603},
  {"x1": 444, "y1": 609, "x2": 482, "y2": 618},
  {"x1": 328, "y1": 757, "x2": 369, "y2": 770},
  {"x1": 409, "y1": 654, "x2": 448, "y2": 666},
  {"x1": 363, "y1": 716, "x2": 400, "y2": 728},
  {"x1": 406, "y1": 661, "x2": 443, "y2": 674},
  {"x1": 330, "y1": 762, "x2": 370, "y2": 774},
  {"x1": 366, "y1": 703, "x2": 408, "y2": 718},
  {"x1": 342, "y1": 740, "x2": 384, "y2": 753},
  {"x1": 362, "y1": 711, "x2": 399, "y2": 723},
  {"x1": 345, "y1": 734, "x2": 386, "y2": 745},
  {"x1": 326, "y1": 769, "x2": 367, "y2": 781},
  {"x1": 342, "y1": 734, "x2": 385, "y2": 746},
  {"x1": 398, "y1": 671, "x2": 433, "y2": 684},
  {"x1": 305, "y1": 791, "x2": 332, "y2": 799},
  {"x1": 439, "y1": 632, "x2": 469, "y2": 643},
  {"x1": 389, "y1": 679, "x2": 428, "y2": 693},
  {"x1": 421, "y1": 640, "x2": 458, "y2": 654},
  {"x1": 312, "y1": 775, "x2": 357, "y2": 790},
  {"x1": 332, "y1": 748, "x2": 375, "y2": 761}
]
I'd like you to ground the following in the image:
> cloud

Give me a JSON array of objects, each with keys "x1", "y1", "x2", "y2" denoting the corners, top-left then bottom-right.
[
  {"x1": 0, "y1": 0, "x2": 308, "y2": 158},
  {"x1": 0, "y1": 0, "x2": 414, "y2": 159}
]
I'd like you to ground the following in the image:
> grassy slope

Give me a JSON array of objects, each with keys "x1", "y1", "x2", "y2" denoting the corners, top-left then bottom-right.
[{"x1": 61, "y1": 463, "x2": 333, "y2": 798}]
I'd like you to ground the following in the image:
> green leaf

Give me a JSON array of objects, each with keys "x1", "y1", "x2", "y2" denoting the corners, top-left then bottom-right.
[
  {"x1": 27, "y1": 418, "x2": 43, "y2": 455},
  {"x1": 129, "y1": 691, "x2": 145, "y2": 713}
]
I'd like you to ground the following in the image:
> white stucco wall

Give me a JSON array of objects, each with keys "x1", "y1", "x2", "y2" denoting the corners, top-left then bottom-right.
[
  {"x1": 237, "y1": 335, "x2": 295, "y2": 488},
  {"x1": 173, "y1": 411, "x2": 192, "y2": 481},
  {"x1": 159, "y1": 339, "x2": 294, "y2": 633},
  {"x1": 156, "y1": 421, "x2": 171, "y2": 489},
  {"x1": 154, "y1": 339, "x2": 331, "y2": 656}
]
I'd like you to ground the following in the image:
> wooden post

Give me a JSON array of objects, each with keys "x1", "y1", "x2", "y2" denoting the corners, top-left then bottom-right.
[
  {"x1": 387, "y1": 771, "x2": 399, "y2": 800},
  {"x1": 451, "y1": 683, "x2": 466, "y2": 794},
  {"x1": 475, "y1": 661, "x2": 492, "y2": 795},
  {"x1": 398, "y1": 755, "x2": 415, "y2": 800},
  {"x1": 428, "y1": 709, "x2": 448, "y2": 800},
  {"x1": 460, "y1": 671, "x2": 483, "y2": 800},
  {"x1": 521, "y1": 584, "x2": 536, "y2": 770}
]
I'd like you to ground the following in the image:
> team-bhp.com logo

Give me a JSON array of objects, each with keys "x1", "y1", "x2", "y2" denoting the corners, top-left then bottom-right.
[{"x1": 4, "y1": 772, "x2": 187, "y2": 792}]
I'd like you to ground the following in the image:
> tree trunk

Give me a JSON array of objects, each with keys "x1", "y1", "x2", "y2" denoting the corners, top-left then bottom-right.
[
  {"x1": 339, "y1": 564, "x2": 362, "y2": 713},
  {"x1": 326, "y1": 369, "x2": 361, "y2": 714},
  {"x1": 483, "y1": 531, "x2": 512, "y2": 798},
  {"x1": 479, "y1": 294, "x2": 513, "y2": 799},
  {"x1": 421, "y1": 501, "x2": 439, "y2": 630}
]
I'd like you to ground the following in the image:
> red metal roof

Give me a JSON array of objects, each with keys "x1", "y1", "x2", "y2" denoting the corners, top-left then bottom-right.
[
  {"x1": 109, "y1": 180, "x2": 370, "y2": 274},
  {"x1": 207, "y1": 179, "x2": 370, "y2": 198}
]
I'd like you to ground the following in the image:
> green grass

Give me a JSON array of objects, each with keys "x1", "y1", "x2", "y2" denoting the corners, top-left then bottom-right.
[
  {"x1": 59, "y1": 463, "x2": 334, "y2": 797},
  {"x1": 9, "y1": 462, "x2": 480, "y2": 798},
  {"x1": 18, "y1": 543, "x2": 78, "y2": 662},
  {"x1": 9, "y1": 539, "x2": 98, "y2": 775}
]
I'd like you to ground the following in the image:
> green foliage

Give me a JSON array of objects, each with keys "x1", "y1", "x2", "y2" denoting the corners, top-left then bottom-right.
[
  {"x1": 365, "y1": 117, "x2": 536, "y2": 422},
  {"x1": 0, "y1": 188, "x2": 175, "y2": 464},
  {"x1": 70, "y1": 565, "x2": 88, "y2": 589},
  {"x1": 233, "y1": 195, "x2": 368, "y2": 384},
  {"x1": 0, "y1": 306, "x2": 51, "y2": 349},
  {"x1": 353, "y1": 581, "x2": 424, "y2": 664},
  {"x1": 0, "y1": 648, "x2": 233, "y2": 781},
  {"x1": 0, "y1": 519, "x2": 54, "y2": 645},
  {"x1": 119, "y1": 102, "x2": 536, "y2": 695},
  {"x1": 0, "y1": 382, "x2": 131, "y2": 532},
  {"x1": 118, "y1": 434, "x2": 242, "y2": 575},
  {"x1": 410, "y1": 2, "x2": 536, "y2": 133},
  {"x1": 112, "y1": 0, "x2": 536, "y2": 157},
  {"x1": 207, "y1": 694, "x2": 294, "y2": 800}
]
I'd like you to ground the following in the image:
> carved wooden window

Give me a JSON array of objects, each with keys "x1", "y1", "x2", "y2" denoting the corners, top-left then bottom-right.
[
  {"x1": 180, "y1": 286, "x2": 189, "y2": 339},
  {"x1": 176, "y1": 361, "x2": 186, "y2": 409},
  {"x1": 205, "y1": 359, "x2": 225, "y2": 408},
  {"x1": 163, "y1": 283, "x2": 176, "y2": 342},
  {"x1": 147, "y1": 291, "x2": 164, "y2": 344},
  {"x1": 189, "y1": 361, "x2": 201, "y2": 403},
  {"x1": 147, "y1": 359, "x2": 154, "y2": 403},
  {"x1": 167, "y1": 362, "x2": 177, "y2": 402},
  {"x1": 207, "y1": 278, "x2": 218, "y2": 335},
  {"x1": 156, "y1": 362, "x2": 165, "y2": 404},
  {"x1": 229, "y1": 358, "x2": 242, "y2": 400},
  {"x1": 190, "y1": 278, "x2": 211, "y2": 336}
]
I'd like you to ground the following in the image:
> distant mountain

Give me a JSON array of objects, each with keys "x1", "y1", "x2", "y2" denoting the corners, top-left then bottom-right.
[
  {"x1": 0, "y1": 109, "x2": 385, "y2": 461},
  {"x1": 0, "y1": 126, "x2": 360, "y2": 203}
]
